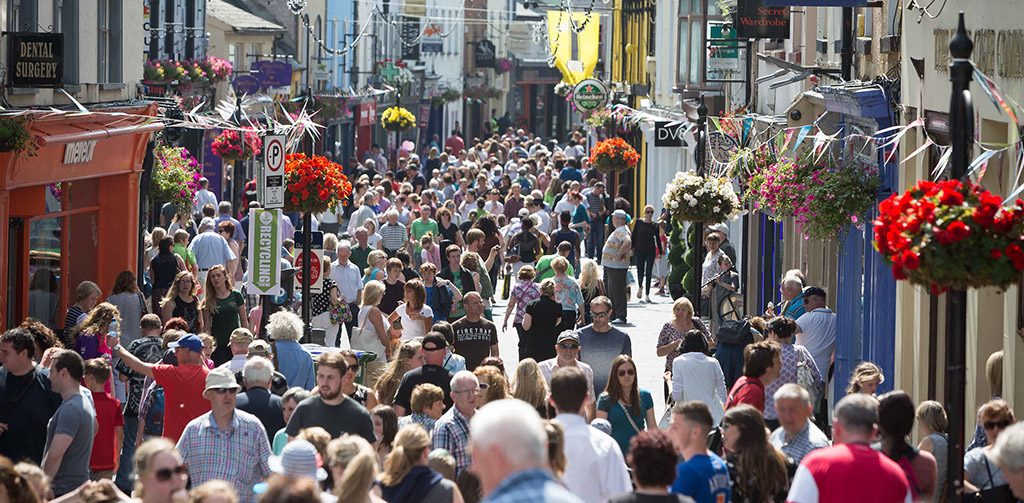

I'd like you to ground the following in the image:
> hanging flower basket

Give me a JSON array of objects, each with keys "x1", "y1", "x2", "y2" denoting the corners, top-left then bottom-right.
[
  {"x1": 873, "y1": 179, "x2": 1024, "y2": 293},
  {"x1": 589, "y1": 137, "x2": 640, "y2": 173},
  {"x1": 381, "y1": 106, "x2": 416, "y2": 131},
  {"x1": 284, "y1": 153, "x2": 354, "y2": 214},
  {"x1": 150, "y1": 145, "x2": 202, "y2": 214},
  {"x1": 663, "y1": 171, "x2": 741, "y2": 224},
  {"x1": 554, "y1": 81, "x2": 572, "y2": 98},
  {"x1": 211, "y1": 128, "x2": 262, "y2": 161},
  {"x1": 0, "y1": 116, "x2": 40, "y2": 157}
]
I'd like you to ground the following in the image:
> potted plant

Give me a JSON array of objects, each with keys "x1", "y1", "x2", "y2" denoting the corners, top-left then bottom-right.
[
  {"x1": 662, "y1": 170, "x2": 741, "y2": 224},
  {"x1": 0, "y1": 116, "x2": 40, "y2": 157},
  {"x1": 588, "y1": 137, "x2": 640, "y2": 173},
  {"x1": 283, "y1": 153, "x2": 354, "y2": 214},
  {"x1": 874, "y1": 179, "x2": 1024, "y2": 293},
  {"x1": 211, "y1": 128, "x2": 263, "y2": 161}
]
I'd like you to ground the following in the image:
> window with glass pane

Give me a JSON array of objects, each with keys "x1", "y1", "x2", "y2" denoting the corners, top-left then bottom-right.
[
  {"x1": 28, "y1": 218, "x2": 62, "y2": 331},
  {"x1": 678, "y1": 22, "x2": 690, "y2": 84},
  {"x1": 689, "y1": 21, "x2": 702, "y2": 84}
]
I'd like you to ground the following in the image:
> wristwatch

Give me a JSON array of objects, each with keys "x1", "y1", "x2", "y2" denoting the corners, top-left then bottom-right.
[{"x1": 113, "y1": 344, "x2": 123, "y2": 353}]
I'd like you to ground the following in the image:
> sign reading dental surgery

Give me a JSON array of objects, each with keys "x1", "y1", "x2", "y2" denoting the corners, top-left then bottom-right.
[
  {"x1": 7, "y1": 33, "x2": 63, "y2": 87},
  {"x1": 735, "y1": 0, "x2": 790, "y2": 39}
]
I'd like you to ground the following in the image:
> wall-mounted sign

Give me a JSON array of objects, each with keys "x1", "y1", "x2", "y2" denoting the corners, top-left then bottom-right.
[
  {"x1": 421, "y1": 22, "x2": 444, "y2": 54},
  {"x1": 735, "y1": 0, "x2": 790, "y2": 39},
  {"x1": 250, "y1": 60, "x2": 292, "y2": 88},
  {"x1": 705, "y1": 131, "x2": 740, "y2": 168},
  {"x1": 763, "y1": 0, "x2": 865, "y2": 5},
  {"x1": 232, "y1": 75, "x2": 261, "y2": 95},
  {"x1": 64, "y1": 140, "x2": 97, "y2": 164},
  {"x1": 6, "y1": 33, "x2": 63, "y2": 88},
  {"x1": 654, "y1": 122, "x2": 690, "y2": 147},
  {"x1": 706, "y1": 22, "x2": 747, "y2": 83},
  {"x1": 358, "y1": 102, "x2": 377, "y2": 126},
  {"x1": 571, "y1": 79, "x2": 608, "y2": 113},
  {"x1": 475, "y1": 40, "x2": 496, "y2": 68},
  {"x1": 401, "y1": 17, "x2": 421, "y2": 61}
]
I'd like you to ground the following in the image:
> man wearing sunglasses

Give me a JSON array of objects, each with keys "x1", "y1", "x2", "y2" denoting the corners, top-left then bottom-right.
[
  {"x1": 177, "y1": 367, "x2": 272, "y2": 503},
  {"x1": 538, "y1": 331, "x2": 596, "y2": 420},
  {"x1": 578, "y1": 296, "x2": 632, "y2": 396}
]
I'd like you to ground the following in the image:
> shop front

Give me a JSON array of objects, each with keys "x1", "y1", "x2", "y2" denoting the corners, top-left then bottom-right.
[{"x1": 1, "y1": 102, "x2": 160, "y2": 331}]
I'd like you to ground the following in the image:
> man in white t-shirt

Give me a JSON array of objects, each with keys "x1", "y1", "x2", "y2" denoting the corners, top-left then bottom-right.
[{"x1": 795, "y1": 287, "x2": 837, "y2": 379}]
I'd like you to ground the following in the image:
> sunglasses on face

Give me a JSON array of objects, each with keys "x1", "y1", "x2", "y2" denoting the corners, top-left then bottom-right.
[
  {"x1": 154, "y1": 464, "x2": 188, "y2": 481},
  {"x1": 210, "y1": 388, "x2": 236, "y2": 395},
  {"x1": 984, "y1": 419, "x2": 1011, "y2": 430},
  {"x1": 558, "y1": 343, "x2": 580, "y2": 350},
  {"x1": 592, "y1": 311, "x2": 610, "y2": 318},
  {"x1": 617, "y1": 368, "x2": 636, "y2": 377}
]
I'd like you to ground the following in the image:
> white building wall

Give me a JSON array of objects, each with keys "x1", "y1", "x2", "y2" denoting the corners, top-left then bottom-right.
[{"x1": 424, "y1": 0, "x2": 464, "y2": 132}]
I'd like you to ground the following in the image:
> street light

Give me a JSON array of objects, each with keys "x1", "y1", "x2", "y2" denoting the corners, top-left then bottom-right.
[{"x1": 691, "y1": 95, "x2": 708, "y2": 316}]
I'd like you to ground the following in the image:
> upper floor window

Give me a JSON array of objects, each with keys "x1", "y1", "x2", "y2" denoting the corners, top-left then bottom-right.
[
  {"x1": 677, "y1": 0, "x2": 724, "y2": 89},
  {"x1": 98, "y1": 0, "x2": 123, "y2": 84}
]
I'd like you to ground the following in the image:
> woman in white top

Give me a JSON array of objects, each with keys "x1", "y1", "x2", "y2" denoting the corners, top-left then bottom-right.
[
  {"x1": 352, "y1": 280, "x2": 392, "y2": 386},
  {"x1": 389, "y1": 279, "x2": 433, "y2": 342},
  {"x1": 671, "y1": 329, "x2": 728, "y2": 425},
  {"x1": 364, "y1": 219, "x2": 383, "y2": 250}
]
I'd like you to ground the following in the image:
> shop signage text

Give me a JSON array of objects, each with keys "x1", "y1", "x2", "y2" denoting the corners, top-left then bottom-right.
[
  {"x1": 475, "y1": 40, "x2": 496, "y2": 68},
  {"x1": 571, "y1": 79, "x2": 608, "y2": 112},
  {"x1": 6, "y1": 33, "x2": 64, "y2": 88},
  {"x1": 763, "y1": 0, "x2": 865, "y2": 5},
  {"x1": 735, "y1": 0, "x2": 790, "y2": 39},
  {"x1": 293, "y1": 231, "x2": 324, "y2": 295},
  {"x1": 262, "y1": 135, "x2": 286, "y2": 209},
  {"x1": 63, "y1": 140, "x2": 97, "y2": 164},
  {"x1": 247, "y1": 209, "x2": 283, "y2": 296},
  {"x1": 655, "y1": 121, "x2": 689, "y2": 147}
]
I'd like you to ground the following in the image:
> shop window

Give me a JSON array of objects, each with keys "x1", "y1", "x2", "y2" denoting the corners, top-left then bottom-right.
[
  {"x1": 27, "y1": 218, "x2": 61, "y2": 331},
  {"x1": 45, "y1": 183, "x2": 62, "y2": 213},
  {"x1": 68, "y1": 178, "x2": 99, "y2": 210},
  {"x1": 55, "y1": 0, "x2": 80, "y2": 85},
  {"x1": 676, "y1": 0, "x2": 724, "y2": 89},
  {"x1": 98, "y1": 0, "x2": 123, "y2": 84}
]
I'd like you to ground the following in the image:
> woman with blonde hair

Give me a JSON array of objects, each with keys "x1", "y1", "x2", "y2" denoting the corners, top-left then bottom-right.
[
  {"x1": 512, "y1": 358, "x2": 549, "y2": 418},
  {"x1": 133, "y1": 438, "x2": 189, "y2": 502},
  {"x1": 375, "y1": 340, "x2": 424, "y2": 407},
  {"x1": 551, "y1": 256, "x2": 584, "y2": 333},
  {"x1": 201, "y1": 264, "x2": 247, "y2": 365},
  {"x1": 353, "y1": 280, "x2": 392, "y2": 386},
  {"x1": 577, "y1": 259, "x2": 604, "y2": 325},
  {"x1": 473, "y1": 365, "x2": 509, "y2": 408},
  {"x1": 327, "y1": 434, "x2": 383, "y2": 503},
  {"x1": 657, "y1": 296, "x2": 711, "y2": 400},
  {"x1": 544, "y1": 420, "x2": 568, "y2": 479},
  {"x1": 379, "y1": 424, "x2": 463, "y2": 503},
  {"x1": 189, "y1": 480, "x2": 237, "y2": 503},
  {"x1": 160, "y1": 270, "x2": 202, "y2": 333},
  {"x1": 364, "y1": 250, "x2": 388, "y2": 285},
  {"x1": 846, "y1": 361, "x2": 885, "y2": 395},
  {"x1": 71, "y1": 303, "x2": 120, "y2": 393}
]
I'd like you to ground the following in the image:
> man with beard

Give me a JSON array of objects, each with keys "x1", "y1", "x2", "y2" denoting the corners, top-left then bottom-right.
[{"x1": 284, "y1": 352, "x2": 375, "y2": 443}]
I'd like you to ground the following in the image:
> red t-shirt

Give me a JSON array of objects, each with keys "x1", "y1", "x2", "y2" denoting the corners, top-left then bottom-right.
[
  {"x1": 787, "y1": 444, "x2": 911, "y2": 502},
  {"x1": 89, "y1": 391, "x2": 124, "y2": 471},
  {"x1": 151, "y1": 364, "x2": 211, "y2": 442},
  {"x1": 726, "y1": 376, "x2": 766, "y2": 412}
]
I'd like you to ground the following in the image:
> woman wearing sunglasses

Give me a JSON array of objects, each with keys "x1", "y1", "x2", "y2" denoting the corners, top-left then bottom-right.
[
  {"x1": 596, "y1": 355, "x2": 657, "y2": 455},
  {"x1": 132, "y1": 438, "x2": 189, "y2": 502},
  {"x1": 964, "y1": 398, "x2": 1016, "y2": 497}
]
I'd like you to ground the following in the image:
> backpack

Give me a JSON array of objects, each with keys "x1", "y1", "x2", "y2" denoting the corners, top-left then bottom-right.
[
  {"x1": 144, "y1": 386, "x2": 165, "y2": 437},
  {"x1": 796, "y1": 356, "x2": 820, "y2": 405},
  {"x1": 436, "y1": 283, "x2": 453, "y2": 320},
  {"x1": 717, "y1": 319, "x2": 753, "y2": 346}
]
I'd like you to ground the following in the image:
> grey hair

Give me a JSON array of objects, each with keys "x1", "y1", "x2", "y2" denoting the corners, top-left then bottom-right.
[
  {"x1": 470, "y1": 399, "x2": 547, "y2": 469},
  {"x1": 242, "y1": 356, "x2": 274, "y2": 386},
  {"x1": 336, "y1": 240, "x2": 352, "y2": 254},
  {"x1": 267, "y1": 310, "x2": 304, "y2": 342},
  {"x1": 782, "y1": 276, "x2": 803, "y2": 290},
  {"x1": 450, "y1": 370, "x2": 478, "y2": 392},
  {"x1": 363, "y1": 193, "x2": 375, "y2": 205},
  {"x1": 992, "y1": 421, "x2": 1024, "y2": 472},
  {"x1": 218, "y1": 201, "x2": 232, "y2": 213},
  {"x1": 773, "y1": 383, "x2": 812, "y2": 407},
  {"x1": 282, "y1": 387, "x2": 312, "y2": 405},
  {"x1": 833, "y1": 393, "x2": 878, "y2": 435}
]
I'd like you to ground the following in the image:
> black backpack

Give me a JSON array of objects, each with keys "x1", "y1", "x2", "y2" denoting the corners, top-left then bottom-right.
[{"x1": 717, "y1": 319, "x2": 753, "y2": 346}]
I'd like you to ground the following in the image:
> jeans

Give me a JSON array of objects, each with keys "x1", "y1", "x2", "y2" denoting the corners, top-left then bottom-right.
[
  {"x1": 114, "y1": 415, "x2": 139, "y2": 493},
  {"x1": 604, "y1": 266, "x2": 628, "y2": 322},
  {"x1": 587, "y1": 222, "x2": 605, "y2": 263},
  {"x1": 635, "y1": 252, "x2": 656, "y2": 297}
]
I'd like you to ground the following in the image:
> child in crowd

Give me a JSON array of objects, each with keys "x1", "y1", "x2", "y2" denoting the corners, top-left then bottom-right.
[{"x1": 84, "y1": 358, "x2": 124, "y2": 481}]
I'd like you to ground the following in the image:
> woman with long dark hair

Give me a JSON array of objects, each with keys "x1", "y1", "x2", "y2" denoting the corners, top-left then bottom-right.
[
  {"x1": 878, "y1": 391, "x2": 937, "y2": 501},
  {"x1": 721, "y1": 405, "x2": 790, "y2": 502},
  {"x1": 159, "y1": 270, "x2": 202, "y2": 333},
  {"x1": 596, "y1": 355, "x2": 657, "y2": 454},
  {"x1": 630, "y1": 205, "x2": 663, "y2": 304},
  {"x1": 148, "y1": 236, "x2": 185, "y2": 314}
]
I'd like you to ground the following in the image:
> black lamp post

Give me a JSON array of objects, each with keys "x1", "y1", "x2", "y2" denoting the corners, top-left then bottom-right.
[
  {"x1": 691, "y1": 95, "x2": 708, "y2": 316},
  {"x1": 944, "y1": 12, "x2": 974, "y2": 500},
  {"x1": 301, "y1": 86, "x2": 315, "y2": 341}
]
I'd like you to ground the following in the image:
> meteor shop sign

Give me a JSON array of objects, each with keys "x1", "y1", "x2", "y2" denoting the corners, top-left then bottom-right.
[{"x1": 6, "y1": 33, "x2": 63, "y2": 87}]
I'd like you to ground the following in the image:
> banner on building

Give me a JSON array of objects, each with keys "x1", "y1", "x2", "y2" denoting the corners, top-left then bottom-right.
[
  {"x1": 546, "y1": 11, "x2": 600, "y2": 85},
  {"x1": 6, "y1": 32, "x2": 64, "y2": 87},
  {"x1": 401, "y1": 17, "x2": 421, "y2": 61},
  {"x1": 247, "y1": 209, "x2": 283, "y2": 296},
  {"x1": 735, "y1": 0, "x2": 790, "y2": 39},
  {"x1": 762, "y1": 0, "x2": 866, "y2": 6}
]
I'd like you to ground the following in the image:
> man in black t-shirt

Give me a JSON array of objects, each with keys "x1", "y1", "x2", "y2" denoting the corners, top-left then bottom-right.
[
  {"x1": 451, "y1": 292, "x2": 499, "y2": 370},
  {"x1": 0, "y1": 328, "x2": 63, "y2": 464},
  {"x1": 285, "y1": 352, "x2": 374, "y2": 443},
  {"x1": 393, "y1": 333, "x2": 453, "y2": 415}
]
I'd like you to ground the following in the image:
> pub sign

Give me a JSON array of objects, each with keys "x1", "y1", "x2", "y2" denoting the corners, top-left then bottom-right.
[{"x1": 7, "y1": 32, "x2": 63, "y2": 87}]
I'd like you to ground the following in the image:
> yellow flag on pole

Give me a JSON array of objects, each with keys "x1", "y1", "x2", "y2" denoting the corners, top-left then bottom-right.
[{"x1": 546, "y1": 10, "x2": 600, "y2": 85}]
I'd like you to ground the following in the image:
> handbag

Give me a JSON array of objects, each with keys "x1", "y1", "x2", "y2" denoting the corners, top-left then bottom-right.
[
  {"x1": 329, "y1": 303, "x2": 352, "y2": 325},
  {"x1": 963, "y1": 456, "x2": 1015, "y2": 502}
]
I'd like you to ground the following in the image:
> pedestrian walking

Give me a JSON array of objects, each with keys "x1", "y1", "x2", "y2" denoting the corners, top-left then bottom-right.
[
  {"x1": 577, "y1": 296, "x2": 631, "y2": 395},
  {"x1": 42, "y1": 350, "x2": 96, "y2": 497},
  {"x1": 602, "y1": 209, "x2": 632, "y2": 325},
  {"x1": 666, "y1": 401, "x2": 732, "y2": 503},
  {"x1": 159, "y1": 271, "x2": 203, "y2": 333},
  {"x1": 596, "y1": 355, "x2": 656, "y2": 455},
  {"x1": 720, "y1": 405, "x2": 790, "y2": 502},
  {"x1": 200, "y1": 264, "x2": 247, "y2": 366},
  {"x1": 285, "y1": 352, "x2": 376, "y2": 443},
  {"x1": 671, "y1": 330, "x2": 728, "y2": 426},
  {"x1": 768, "y1": 384, "x2": 830, "y2": 465}
]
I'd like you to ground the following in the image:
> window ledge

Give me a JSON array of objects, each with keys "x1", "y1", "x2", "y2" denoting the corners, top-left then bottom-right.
[
  {"x1": 9, "y1": 88, "x2": 39, "y2": 95},
  {"x1": 63, "y1": 85, "x2": 82, "y2": 94},
  {"x1": 100, "y1": 83, "x2": 126, "y2": 91}
]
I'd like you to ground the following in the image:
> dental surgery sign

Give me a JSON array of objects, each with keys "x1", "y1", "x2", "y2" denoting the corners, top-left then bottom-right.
[{"x1": 6, "y1": 33, "x2": 63, "y2": 87}]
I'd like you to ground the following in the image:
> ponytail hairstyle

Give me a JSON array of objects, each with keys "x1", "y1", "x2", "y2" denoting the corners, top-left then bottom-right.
[
  {"x1": 328, "y1": 435, "x2": 377, "y2": 503},
  {"x1": 380, "y1": 424, "x2": 431, "y2": 487}
]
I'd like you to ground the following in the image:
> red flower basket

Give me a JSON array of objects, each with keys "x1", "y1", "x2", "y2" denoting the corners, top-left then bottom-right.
[
  {"x1": 873, "y1": 179, "x2": 1024, "y2": 293},
  {"x1": 211, "y1": 128, "x2": 262, "y2": 161},
  {"x1": 284, "y1": 153, "x2": 354, "y2": 214},
  {"x1": 589, "y1": 137, "x2": 640, "y2": 173}
]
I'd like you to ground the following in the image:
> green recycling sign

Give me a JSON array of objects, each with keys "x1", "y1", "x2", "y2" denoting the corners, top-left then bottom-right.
[{"x1": 571, "y1": 79, "x2": 608, "y2": 112}]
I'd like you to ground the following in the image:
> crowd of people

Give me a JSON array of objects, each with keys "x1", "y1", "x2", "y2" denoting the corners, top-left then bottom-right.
[{"x1": 2, "y1": 126, "x2": 1024, "y2": 503}]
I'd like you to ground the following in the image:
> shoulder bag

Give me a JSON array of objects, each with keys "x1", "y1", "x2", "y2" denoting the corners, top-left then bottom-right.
[{"x1": 962, "y1": 456, "x2": 1015, "y2": 502}]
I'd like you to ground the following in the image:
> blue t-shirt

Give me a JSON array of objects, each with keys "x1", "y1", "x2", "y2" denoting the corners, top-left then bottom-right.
[
  {"x1": 596, "y1": 389, "x2": 654, "y2": 454},
  {"x1": 671, "y1": 453, "x2": 732, "y2": 503},
  {"x1": 783, "y1": 296, "x2": 806, "y2": 319}
]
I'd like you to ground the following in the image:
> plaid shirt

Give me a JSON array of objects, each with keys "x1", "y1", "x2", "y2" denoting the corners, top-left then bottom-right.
[
  {"x1": 177, "y1": 410, "x2": 272, "y2": 503},
  {"x1": 483, "y1": 469, "x2": 584, "y2": 503},
  {"x1": 769, "y1": 419, "x2": 831, "y2": 464},
  {"x1": 432, "y1": 406, "x2": 472, "y2": 473}
]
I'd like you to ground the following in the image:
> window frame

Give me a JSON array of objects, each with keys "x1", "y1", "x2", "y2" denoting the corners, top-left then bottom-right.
[{"x1": 675, "y1": 0, "x2": 725, "y2": 91}]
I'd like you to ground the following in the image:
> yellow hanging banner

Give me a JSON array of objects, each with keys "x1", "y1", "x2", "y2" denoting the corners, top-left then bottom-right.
[{"x1": 546, "y1": 11, "x2": 600, "y2": 85}]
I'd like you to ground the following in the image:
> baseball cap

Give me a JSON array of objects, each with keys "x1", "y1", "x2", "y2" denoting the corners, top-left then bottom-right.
[
  {"x1": 230, "y1": 328, "x2": 254, "y2": 345},
  {"x1": 204, "y1": 367, "x2": 242, "y2": 392},
  {"x1": 804, "y1": 286, "x2": 827, "y2": 299},
  {"x1": 168, "y1": 333, "x2": 203, "y2": 352},
  {"x1": 248, "y1": 339, "x2": 272, "y2": 357},
  {"x1": 268, "y1": 439, "x2": 328, "y2": 482},
  {"x1": 518, "y1": 208, "x2": 530, "y2": 218},
  {"x1": 556, "y1": 331, "x2": 580, "y2": 344},
  {"x1": 612, "y1": 209, "x2": 629, "y2": 219},
  {"x1": 422, "y1": 333, "x2": 447, "y2": 351}
]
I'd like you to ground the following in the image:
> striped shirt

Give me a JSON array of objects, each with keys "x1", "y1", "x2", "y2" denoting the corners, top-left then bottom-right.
[
  {"x1": 380, "y1": 222, "x2": 408, "y2": 251},
  {"x1": 176, "y1": 410, "x2": 272, "y2": 503}
]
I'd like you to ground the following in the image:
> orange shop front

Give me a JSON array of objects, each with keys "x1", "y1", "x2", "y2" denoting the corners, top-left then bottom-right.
[{"x1": 0, "y1": 103, "x2": 161, "y2": 331}]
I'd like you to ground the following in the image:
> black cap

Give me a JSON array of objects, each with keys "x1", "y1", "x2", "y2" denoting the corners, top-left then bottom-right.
[
  {"x1": 422, "y1": 333, "x2": 447, "y2": 351},
  {"x1": 804, "y1": 286, "x2": 827, "y2": 299}
]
